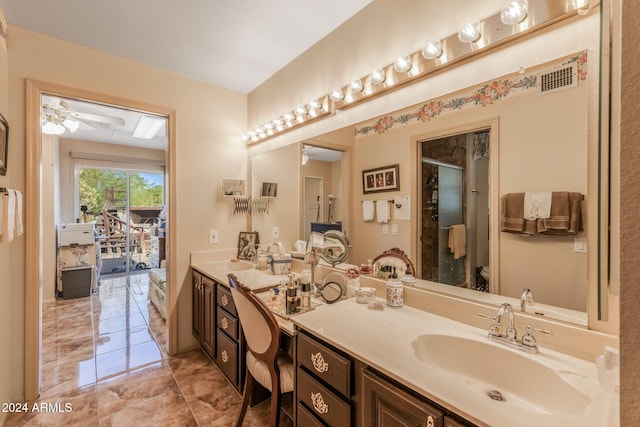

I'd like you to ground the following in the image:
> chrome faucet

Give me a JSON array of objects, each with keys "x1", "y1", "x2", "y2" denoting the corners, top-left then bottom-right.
[
  {"x1": 520, "y1": 288, "x2": 534, "y2": 312},
  {"x1": 478, "y1": 302, "x2": 552, "y2": 354},
  {"x1": 495, "y1": 303, "x2": 517, "y2": 340}
]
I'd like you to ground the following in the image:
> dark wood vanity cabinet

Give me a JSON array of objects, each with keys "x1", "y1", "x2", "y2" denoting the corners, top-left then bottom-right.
[
  {"x1": 296, "y1": 331, "x2": 355, "y2": 426},
  {"x1": 192, "y1": 271, "x2": 215, "y2": 358},
  {"x1": 215, "y1": 283, "x2": 245, "y2": 389},
  {"x1": 361, "y1": 368, "x2": 444, "y2": 426},
  {"x1": 191, "y1": 270, "x2": 244, "y2": 392}
]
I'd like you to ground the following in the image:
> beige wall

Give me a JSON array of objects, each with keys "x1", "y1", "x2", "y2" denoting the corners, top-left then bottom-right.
[
  {"x1": 251, "y1": 143, "x2": 300, "y2": 248},
  {"x1": 5, "y1": 25, "x2": 247, "y2": 400}
]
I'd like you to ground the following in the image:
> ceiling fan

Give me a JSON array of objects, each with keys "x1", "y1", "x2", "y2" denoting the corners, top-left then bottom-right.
[{"x1": 41, "y1": 98, "x2": 126, "y2": 135}]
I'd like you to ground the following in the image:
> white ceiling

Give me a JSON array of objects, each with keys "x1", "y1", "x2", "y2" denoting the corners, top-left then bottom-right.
[
  {"x1": 0, "y1": 1, "x2": 510, "y2": 150},
  {"x1": 0, "y1": 0, "x2": 373, "y2": 94}
]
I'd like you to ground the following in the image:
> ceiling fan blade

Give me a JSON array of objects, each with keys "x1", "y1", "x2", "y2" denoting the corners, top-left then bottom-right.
[
  {"x1": 68, "y1": 111, "x2": 125, "y2": 126},
  {"x1": 71, "y1": 118, "x2": 95, "y2": 132}
]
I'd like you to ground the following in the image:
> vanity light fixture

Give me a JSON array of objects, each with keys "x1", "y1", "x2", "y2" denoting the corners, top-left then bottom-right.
[
  {"x1": 501, "y1": 0, "x2": 529, "y2": 25},
  {"x1": 370, "y1": 68, "x2": 386, "y2": 84},
  {"x1": 393, "y1": 55, "x2": 412, "y2": 73},
  {"x1": 244, "y1": 1, "x2": 592, "y2": 144},
  {"x1": 457, "y1": 20, "x2": 482, "y2": 43},
  {"x1": 421, "y1": 40, "x2": 443, "y2": 60}
]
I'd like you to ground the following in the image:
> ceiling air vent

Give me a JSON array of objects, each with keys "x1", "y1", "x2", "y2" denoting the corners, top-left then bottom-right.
[{"x1": 536, "y1": 62, "x2": 578, "y2": 96}]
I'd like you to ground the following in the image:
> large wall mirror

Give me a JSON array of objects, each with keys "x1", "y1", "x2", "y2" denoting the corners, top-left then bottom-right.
[{"x1": 249, "y1": 4, "x2": 615, "y2": 330}]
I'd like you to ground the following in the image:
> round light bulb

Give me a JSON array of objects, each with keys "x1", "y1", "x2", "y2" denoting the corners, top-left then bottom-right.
[
  {"x1": 349, "y1": 79, "x2": 364, "y2": 93},
  {"x1": 421, "y1": 40, "x2": 443, "y2": 60},
  {"x1": 329, "y1": 87, "x2": 344, "y2": 102},
  {"x1": 458, "y1": 20, "x2": 481, "y2": 43},
  {"x1": 501, "y1": 0, "x2": 529, "y2": 25},
  {"x1": 370, "y1": 68, "x2": 386, "y2": 84},
  {"x1": 393, "y1": 55, "x2": 412, "y2": 73}
]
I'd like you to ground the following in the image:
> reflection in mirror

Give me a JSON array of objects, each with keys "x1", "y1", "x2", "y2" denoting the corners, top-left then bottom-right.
[
  {"x1": 321, "y1": 230, "x2": 350, "y2": 266},
  {"x1": 302, "y1": 144, "x2": 344, "y2": 241},
  {"x1": 372, "y1": 247, "x2": 416, "y2": 280}
]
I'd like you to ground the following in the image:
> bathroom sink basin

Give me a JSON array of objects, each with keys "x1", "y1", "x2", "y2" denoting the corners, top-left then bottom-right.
[{"x1": 412, "y1": 334, "x2": 591, "y2": 415}]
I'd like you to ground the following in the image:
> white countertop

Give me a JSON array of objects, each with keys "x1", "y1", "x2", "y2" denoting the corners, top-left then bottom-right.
[{"x1": 291, "y1": 298, "x2": 611, "y2": 427}]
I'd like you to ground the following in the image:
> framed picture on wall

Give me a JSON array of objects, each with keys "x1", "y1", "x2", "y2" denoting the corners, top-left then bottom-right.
[
  {"x1": 222, "y1": 179, "x2": 245, "y2": 198},
  {"x1": 0, "y1": 113, "x2": 8, "y2": 176},
  {"x1": 237, "y1": 231, "x2": 260, "y2": 261},
  {"x1": 362, "y1": 164, "x2": 399, "y2": 194}
]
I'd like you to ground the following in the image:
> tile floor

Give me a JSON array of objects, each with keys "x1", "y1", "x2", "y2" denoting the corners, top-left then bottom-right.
[{"x1": 6, "y1": 272, "x2": 281, "y2": 426}]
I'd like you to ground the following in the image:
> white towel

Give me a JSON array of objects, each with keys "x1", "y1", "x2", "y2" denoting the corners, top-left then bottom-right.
[
  {"x1": 524, "y1": 192, "x2": 552, "y2": 220},
  {"x1": 362, "y1": 200, "x2": 374, "y2": 221},
  {"x1": 376, "y1": 200, "x2": 389, "y2": 223},
  {"x1": 15, "y1": 190, "x2": 23, "y2": 236},
  {"x1": 6, "y1": 189, "x2": 15, "y2": 242}
]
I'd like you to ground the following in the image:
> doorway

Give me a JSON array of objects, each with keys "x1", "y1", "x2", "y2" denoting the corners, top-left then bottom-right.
[
  {"x1": 418, "y1": 129, "x2": 490, "y2": 289},
  {"x1": 303, "y1": 176, "x2": 323, "y2": 241},
  {"x1": 25, "y1": 80, "x2": 175, "y2": 399}
]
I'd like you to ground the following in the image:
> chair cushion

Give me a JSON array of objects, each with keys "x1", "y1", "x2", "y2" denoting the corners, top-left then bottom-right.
[{"x1": 246, "y1": 351, "x2": 294, "y2": 393}]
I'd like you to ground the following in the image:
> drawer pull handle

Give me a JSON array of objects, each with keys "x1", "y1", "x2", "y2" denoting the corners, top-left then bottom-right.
[
  {"x1": 221, "y1": 294, "x2": 229, "y2": 306},
  {"x1": 311, "y1": 392, "x2": 329, "y2": 414},
  {"x1": 221, "y1": 350, "x2": 229, "y2": 363},
  {"x1": 311, "y1": 352, "x2": 329, "y2": 373},
  {"x1": 221, "y1": 317, "x2": 229, "y2": 330}
]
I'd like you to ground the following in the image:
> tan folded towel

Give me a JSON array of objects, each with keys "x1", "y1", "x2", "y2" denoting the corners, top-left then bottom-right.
[
  {"x1": 500, "y1": 193, "x2": 525, "y2": 233},
  {"x1": 539, "y1": 192, "x2": 583, "y2": 235},
  {"x1": 448, "y1": 224, "x2": 466, "y2": 259}
]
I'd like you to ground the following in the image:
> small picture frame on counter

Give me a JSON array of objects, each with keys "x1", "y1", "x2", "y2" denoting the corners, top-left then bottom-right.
[{"x1": 237, "y1": 231, "x2": 259, "y2": 261}]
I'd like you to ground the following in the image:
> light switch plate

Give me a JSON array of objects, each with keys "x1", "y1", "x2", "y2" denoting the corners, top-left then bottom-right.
[
  {"x1": 573, "y1": 237, "x2": 587, "y2": 253},
  {"x1": 209, "y1": 229, "x2": 218, "y2": 244},
  {"x1": 391, "y1": 224, "x2": 399, "y2": 235},
  {"x1": 382, "y1": 224, "x2": 389, "y2": 235}
]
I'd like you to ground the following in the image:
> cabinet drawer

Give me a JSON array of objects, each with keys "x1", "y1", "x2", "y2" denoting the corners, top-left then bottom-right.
[
  {"x1": 216, "y1": 329, "x2": 238, "y2": 385},
  {"x1": 217, "y1": 307, "x2": 239, "y2": 340},
  {"x1": 297, "y1": 368, "x2": 350, "y2": 427},
  {"x1": 217, "y1": 284, "x2": 237, "y2": 316},
  {"x1": 297, "y1": 401, "x2": 325, "y2": 427},
  {"x1": 298, "y1": 332, "x2": 351, "y2": 397}
]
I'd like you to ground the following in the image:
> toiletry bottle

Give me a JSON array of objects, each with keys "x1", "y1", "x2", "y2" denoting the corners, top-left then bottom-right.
[
  {"x1": 299, "y1": 273, "x2": 311, "y2": 310},
  {"x1": 386, "y1": 278, "x2": 403, "y2": 307},
  {"x1": 286, "y1": 275, "x2": 299, "y2": 314}
]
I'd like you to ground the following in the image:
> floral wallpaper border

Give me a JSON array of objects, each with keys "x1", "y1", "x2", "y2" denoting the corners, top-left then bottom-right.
[{"x1": 355, "y1": 51, "x2": 587, "y2": 137}]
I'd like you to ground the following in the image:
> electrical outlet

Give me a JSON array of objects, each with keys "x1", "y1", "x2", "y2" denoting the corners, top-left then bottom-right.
[
  {"x1": 391, "y1": 224, "x2": 399, "y2": 235},
  {"x1": 272, "y1": 226, "x2": 279, "y2": 238},
  {"x1": 573, "y1": 237, "x2": 587, "y2": 253},
  {"x1": 209, "y1": 229, "x2": 218, "y2": 244}
]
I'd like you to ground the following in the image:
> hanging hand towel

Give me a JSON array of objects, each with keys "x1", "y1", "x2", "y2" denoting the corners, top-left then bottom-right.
[
  {"x1": 362, "y1": 200, "x2": 374, "y2": 221},
  {"x1": 524, "y1": 192, "x2": 552, "y2": 220},
  {"x1": 448, "y1": 224, "x2": 467, "y2": 259},
  {"x1": 15, "y1": 190, "x2": 23, "y2": 236},
  {"x1": 500, "y1": 193, "x2": 525, "y2": 233},
  {"x1": 6, "y1": 189, "x2": 15, "y2": 242},
  {"x1": 376, "y1": 200, "x2": 389, "y2": 223}
]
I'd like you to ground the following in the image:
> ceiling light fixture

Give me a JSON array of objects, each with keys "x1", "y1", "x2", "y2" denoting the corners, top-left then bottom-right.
[
  {"x1": 393, "y1": 55, "x2": 412, "y2": 73},
  {"x1": 133, "y1": 114, "x2": 164, "y2": 139},
  {"x1": 41, "y1": 114, "x2": 65, "y2": 135},
  {"x1": 421, "y1": 40, "x2": 443, "y2": 60},
  {"x1": 501, "y1": 0, "x2": 529, "y2": 25},
  {"x1": 458, "y1": 20, "x2": 482, "y2": 43}
]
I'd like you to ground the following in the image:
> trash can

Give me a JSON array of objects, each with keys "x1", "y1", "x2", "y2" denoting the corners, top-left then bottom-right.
[{"x1": 61, "y1": 266, "x2": 93, "y2": 299}]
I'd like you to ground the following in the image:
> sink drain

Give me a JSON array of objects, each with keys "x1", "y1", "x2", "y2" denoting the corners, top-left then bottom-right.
[{"x1": 487, "y1": 389, "x2": 505, "y2": 402}]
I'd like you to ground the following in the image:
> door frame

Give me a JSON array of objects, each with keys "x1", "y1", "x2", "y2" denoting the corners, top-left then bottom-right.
[{"x1": 25, "y1": 79, "x2": 177, "y2": 399}]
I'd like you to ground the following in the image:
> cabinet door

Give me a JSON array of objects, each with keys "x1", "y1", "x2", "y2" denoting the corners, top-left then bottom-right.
[
  {"x1": 192, "y1": 271, "x2": 202, "y2": 342},
  {"x1": 202, "y1": 275, "x2": 216, "y2": 358},
  {"x1": 361, "y1": 368, "x2": 443, "y2": 427}
]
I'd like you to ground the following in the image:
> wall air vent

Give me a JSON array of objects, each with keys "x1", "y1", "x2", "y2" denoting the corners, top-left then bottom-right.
[{"x1": 536, "y1": 62, "x2": 578, "y2": 96}]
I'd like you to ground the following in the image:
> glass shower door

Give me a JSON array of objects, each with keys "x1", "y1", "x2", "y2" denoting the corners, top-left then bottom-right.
[{"x1": 437, "y1": 165, "x2": 465, "y2": 285}]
